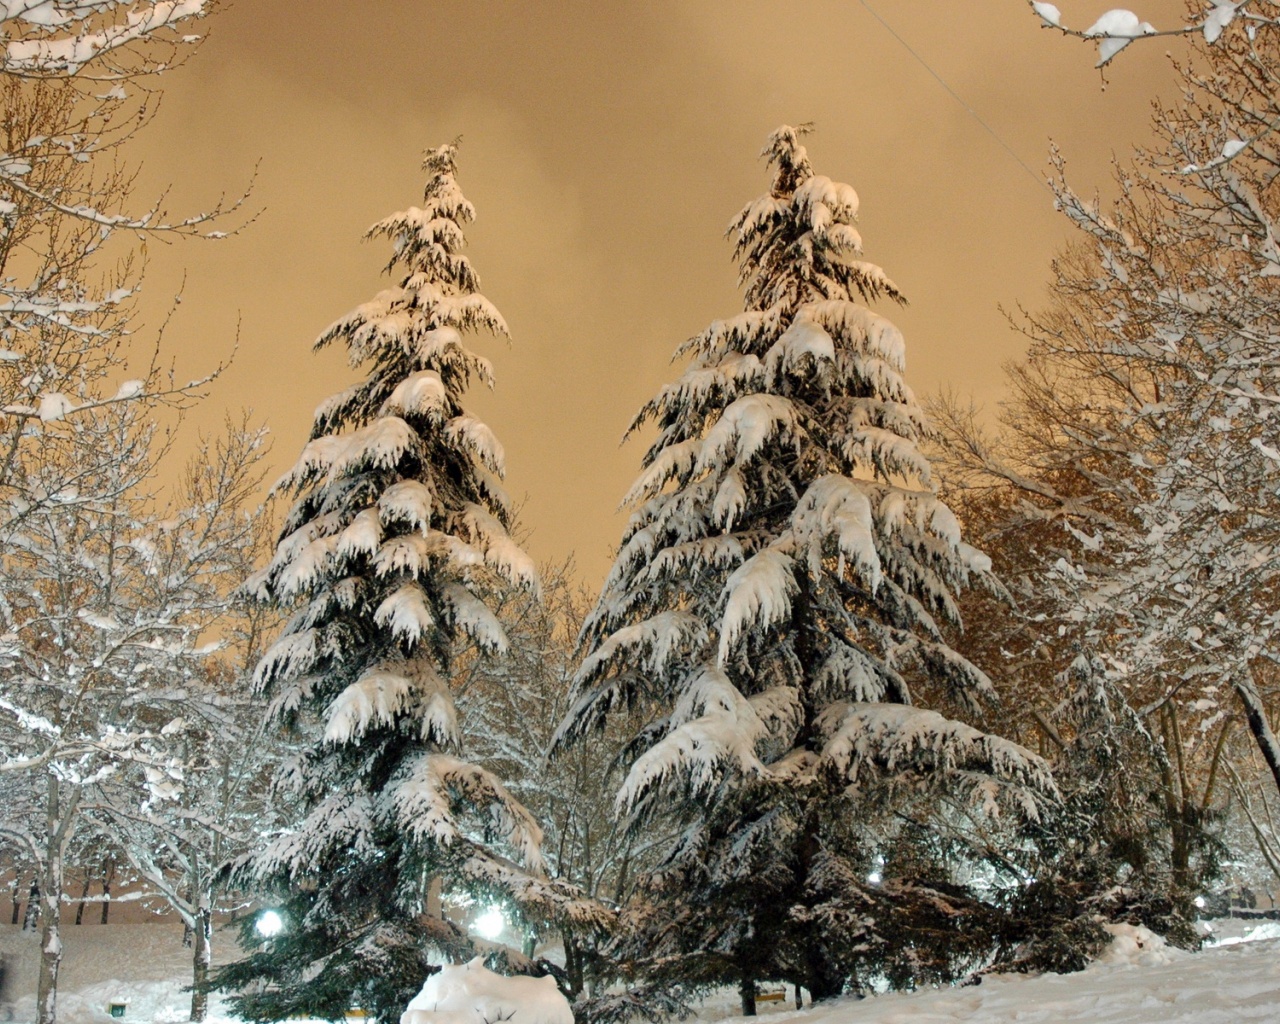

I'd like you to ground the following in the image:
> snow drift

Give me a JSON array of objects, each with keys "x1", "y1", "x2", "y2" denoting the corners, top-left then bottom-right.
[{"x1": 400, "y1": 959, "x2": 572, "y2": 1024}]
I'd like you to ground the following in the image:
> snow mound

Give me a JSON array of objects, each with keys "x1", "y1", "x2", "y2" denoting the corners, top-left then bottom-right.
[
  {"x1": 401, "y1": 958, "x2": 572, "y2": 1024},
  {"x1": 1096, "y1": 922, "x2": 1180, "y2": 967},
  {"x1": 1207, "y1": 920, "x2": 1280, "y2": 946},
  {"x1": 1241, "y1": 922, "x2": 1280, "y2": 943}
]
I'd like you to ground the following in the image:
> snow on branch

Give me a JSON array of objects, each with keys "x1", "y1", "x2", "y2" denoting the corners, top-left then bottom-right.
[
  {"x1": 392, "y1": 752, "x2": 545, "y2": 872},
  {"x1": 696, "y1": 393, "x2": 804, "y2": 475},
  {"x1": 458, "y1": 856, "x2": 614, "y2": 931},
  {"x1": 247, "y1": 791, "x2": 377, "y2": 880},
  {"x1": 616, "y1": 665, "x2": 768, "y2": 814},
  {"x1": 441, "y1": 581, "x2": 509, "y2": 654},
  {"x1": 2, "y1": 0, "x2": 209, "y2": 77},
  {"x1": 575, "y1": 610, "x2": 709, "y2": 688},
  {"x1": 323, "y1": 659, "x2": 459, "y2": 747},
  {"x1": 373, "y1": 582, "x2": 436, "y2": 645},
  {"x1": 458, "y1": 502, "x2": 538, "y2": 589},
  {"x1": 717, "y1": 545, "x2": 797, "y2": 665},
  {"x1": 790, "y1": 474, "x2": 882, "y2": 586},
  {"x1": 817, "y1": 702, "x2": 1055, "y2": 817},
  {"x1": 1027, "y1": 1, "x2": 1255, "y2": 67},
  {"x1": 1084, "y1": 9, "x2": 1156, "y2": 65}
]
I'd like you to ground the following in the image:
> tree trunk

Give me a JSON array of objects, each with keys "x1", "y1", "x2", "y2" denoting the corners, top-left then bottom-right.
[
  {"x1": 1235, "y1": 671, "x2": 1280, "y2": 799},
  {"x1": 100, "y1": 868, "x2": 112, "y2": 926},
  {"x1": 9, "y1": 875, "x2": 21, "y2": 925},
  {"x1": 189, "y1": 905, "x2": 211, "y2": 1022},
  {"x1": 426, "y1": 875, "x2": 442, "y2": 919},
  {"x1": 37, "y1": 860, "x2": 63, "y2": 1024},
  {"x1": 1201, "y1": 718, "x2": 1234, "y2": 811},
  {"x1": 74, "y1": 875, "x2": 91, "y2": 926},
  {"x1": 1157, "y1": 705, "x2": 1191, "y2": 891},
  {"x1": 23, "y1": 880, "x2": 40, "y2": 931},
  {"x1": 612, "y1": 850, "x2": 632, "y2": 905},
  {"x1": 563, "y1": 930, "x2": 583, "y2": 999},
  {"x1": 738, "y1": 974, "x2": 756, "y2": 1017},
  {"x1": 804, "y1": 966, "x2": 844, "y2": 1004},
  {"x1": 36, "y1": 774, "x2": 80, "y2": 1024}
]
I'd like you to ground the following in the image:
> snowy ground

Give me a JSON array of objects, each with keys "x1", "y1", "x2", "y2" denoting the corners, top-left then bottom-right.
[
  {"x1": 0, "y1": 922, "x2": 235, "y2": 1024},
  {"x1": 693, "y1": 920, "x2": 1280, "y2": 1024},
  {"x1": 4, "y1": 919, "x2": 1280, "y2": 1024}
]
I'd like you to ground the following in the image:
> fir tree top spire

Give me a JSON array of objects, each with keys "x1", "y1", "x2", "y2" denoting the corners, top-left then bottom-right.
[
  {"x1": 764, "y1": 123, "x2": 816, "y2": 195},
  {"x1": 358, "y1": 138, "x2": 486, "y2": 295},
  {"x1": 736, "y1": 122, "x2": 902, "y2": 310}
]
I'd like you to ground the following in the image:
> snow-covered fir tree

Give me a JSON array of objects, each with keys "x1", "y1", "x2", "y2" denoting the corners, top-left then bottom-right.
[
  {"x1": 219, "y1": 144, "x2": 605, "y2": 1024},
  {"x1": 556, "y1": 126, "x2": 1053, "y2": 1011}
]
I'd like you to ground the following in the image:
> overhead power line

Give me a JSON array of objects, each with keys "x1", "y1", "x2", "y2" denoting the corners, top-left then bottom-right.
[{"x1": 857, "y1": 0, "x2": 1053, "y2": 195}]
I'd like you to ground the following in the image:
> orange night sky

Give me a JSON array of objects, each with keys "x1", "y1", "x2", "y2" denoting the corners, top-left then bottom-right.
[{"x1": 127, "y1": 0, "x2": 1185, "y2": 580}]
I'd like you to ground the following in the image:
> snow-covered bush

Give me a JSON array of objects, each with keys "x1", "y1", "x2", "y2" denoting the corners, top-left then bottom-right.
[{"x1": 986, "y1": 655, "x2": 1212, "y2": 974}]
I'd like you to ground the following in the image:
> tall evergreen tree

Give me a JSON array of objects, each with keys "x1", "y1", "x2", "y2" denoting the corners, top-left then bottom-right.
[
  {"x1": 219, "y1": 144, "x2": 603, "y2": 1024},
  {"x1": 556, "y1": 127, "x2": 1052, "y2": 1010}
]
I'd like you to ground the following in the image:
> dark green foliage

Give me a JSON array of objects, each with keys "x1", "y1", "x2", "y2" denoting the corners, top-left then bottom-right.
[
  {"x1": 597, "y1": 780, "x2": 1023, "y2": 1007},
  {"x1": 574, "y1": 985, "x2": 694, "y2": 1024},
  {"x1": 218, "y1": 903, "x2": 464, "y2": 1024},
  {"x1": 990, "y1": 653, "x2": 1214, "y2": 974}
]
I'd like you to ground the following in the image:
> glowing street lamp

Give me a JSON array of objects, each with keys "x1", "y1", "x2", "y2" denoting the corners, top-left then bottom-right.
[
  {"x1": 474, "y1": 907, "x2": 505, "y2": 940},
  {"x1": 255, "y1": 909, "x2": 285, "y2": 939}
]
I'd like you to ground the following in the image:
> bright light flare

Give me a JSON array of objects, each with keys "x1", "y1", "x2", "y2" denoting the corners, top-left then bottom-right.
[
  {"x1": 474, "y1": 907, "x2": 505, "y2": 939},
  {"x1": 256, "y1": 910, "x2": 284, "y2": 938}
]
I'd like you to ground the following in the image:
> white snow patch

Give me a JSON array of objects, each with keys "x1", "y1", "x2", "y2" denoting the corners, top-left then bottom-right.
[
  {"x1": 1033, "y1": 2, "x2": 1062, "y2": 27},
  {"x1": 401, "y1": 958, "x2": 571, "y2": 1024},
  {"x1": 37, "y1": 391, "x2": 76, "y2": 421},
  {"x1": 11, "y1": 918, "x2": 1280, "y2": 1024},
  {"x1": 1222, "y1": 138, "x2": 1247, "y2": 160},
  {"x1": 1097, "y1": 922, "x2": 1178, "y2": 967},
  {"x1": 1084, "y1": 9, "x2": 1156, "y2": 65},
  {"x1": 1203, "y1": 2, "x2": 1237, "y2": 44}
]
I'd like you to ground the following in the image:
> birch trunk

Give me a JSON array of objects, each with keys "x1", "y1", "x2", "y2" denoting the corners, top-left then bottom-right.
[
  {"x1": 36, "y1": 775, "x2": 79, "y2": 1024},
  {"x1": 37, "y1": 836, "x2": 63, "y2": 1024},
  {"x1": 189, "y1": 904, "x2": 211, "y2": 1022},
  {"x1": 36, "y1": 887, "x2": 61, "y2": 1024}
]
